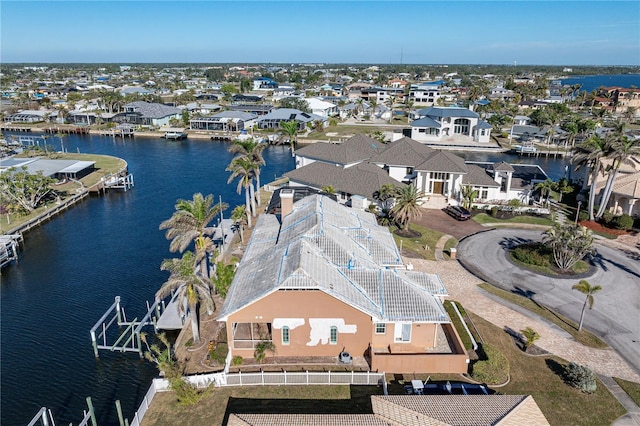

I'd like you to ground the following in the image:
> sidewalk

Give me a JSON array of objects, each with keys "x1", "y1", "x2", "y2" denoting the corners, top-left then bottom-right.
[{"x1": 409, "y1": 257, "x2": 640, "y2": 384}]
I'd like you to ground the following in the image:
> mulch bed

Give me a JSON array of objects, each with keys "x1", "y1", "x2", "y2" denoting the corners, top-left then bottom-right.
[{"x1": 578, "y1": 220, "x2": 630, "y2": 237}]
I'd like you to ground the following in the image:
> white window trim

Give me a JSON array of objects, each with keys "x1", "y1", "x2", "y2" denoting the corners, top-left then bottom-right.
[
  {"x1": 394, "y1": 322, "x2": 412, "y2": 343},
  {"x1": 375, "y1": 323, "x2": 386, "y2": 334},
  {"x1": 330, "y1": 326, "x2": 338, "y2": 345},
  {"x1": 282, "y1": 326, "x2": 290, "y2": 345}
]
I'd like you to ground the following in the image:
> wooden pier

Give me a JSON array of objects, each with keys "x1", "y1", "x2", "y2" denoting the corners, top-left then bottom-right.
[
  {"x1": 90, "y1": 171, "x2": 134, "y2": 194},
  {"x1": 43, "y1": 126, "x2": 90, "y2": 135}
]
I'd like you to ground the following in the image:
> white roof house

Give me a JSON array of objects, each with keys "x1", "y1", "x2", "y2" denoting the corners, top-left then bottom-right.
[{"x1": 304, "y1": 97, "x2": 339, "y2": 118}]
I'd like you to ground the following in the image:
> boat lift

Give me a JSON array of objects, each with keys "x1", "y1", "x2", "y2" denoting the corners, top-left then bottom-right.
[{"x1": 89, "y1": 296, "x2": 165, "y2": 358}]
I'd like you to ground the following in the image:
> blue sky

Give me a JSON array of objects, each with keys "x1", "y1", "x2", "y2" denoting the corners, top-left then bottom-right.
[{"x1": 1, "y1": 1, "x2": 638, "y2": 65}]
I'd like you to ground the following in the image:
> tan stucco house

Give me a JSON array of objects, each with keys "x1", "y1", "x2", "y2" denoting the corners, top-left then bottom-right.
[{"x1": 218, "y1": 193, "x2": 468, "y2": 374}]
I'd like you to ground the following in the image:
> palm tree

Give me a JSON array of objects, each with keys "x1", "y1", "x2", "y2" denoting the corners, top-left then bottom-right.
[
  {"x1": 374, "y1": 183, "x2": 398, "y2": 210},
  {"x1": 227, "y1": 156, "x2": 258, "y2": 227},
  {"x1": 554, "y1": 178, "x2": 574, "y2": 203},
  {"x1": 280, "y1": 120, "x2": 299, "y2": 155},
  {"x1": 231, "y1": 205, "x2": 248, "y2": 245},
  {"x1": 229, "y1": 138, "x2": 266, "y2": 206},
  {"x1": 596, "y1": 131, "x2": 640, "y2": 219},
  {"x1": 391, "y1": 184, "x2": 424, "y2": 232},
  {"x1": 572, "y1": 135, "x2": 609, "y2": 221},
  {"x1": 159, "y1": 193, "x2": 228, "y2": 278},
  {"x1": 534, "y1": 179, "x2": 555, "y2": 206},
  {"x1": 369, "y1": 98, "x2": 378, "y2": 119},
  {"x1": 157, "y1": 251, "x2": 214, "y2": 343},
  {"x1": 321, "y1": 185, "x2": 336, "y2": 195},
  {"x1": 460, "y1": 185, "x2": 479, "y2": 209},
  {"x1": 572, "y1": 279, "x2": 602, "y2": 332}
]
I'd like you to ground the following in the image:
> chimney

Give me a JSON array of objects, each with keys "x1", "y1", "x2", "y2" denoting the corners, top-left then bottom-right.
[{"x1": 280, "y1": 188, "x2": 294, "y2": 218}]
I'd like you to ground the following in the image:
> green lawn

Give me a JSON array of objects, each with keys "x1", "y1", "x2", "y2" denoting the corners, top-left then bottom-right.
[
  {"x1": 468, "y1": 313, "x2": 625, "y2": 426},
  {"x1": 478, "y1": 283, "x2": 608, "y2": 349},
  {"x1": 391, "y1": 223, "x2": 444, "y2": 260},
  {"x1": 443, "y1": 300, "x2": 474, "y2": 350},
  {"x1": 613, "y1": 377, "x2": 640, "y2": 406},
  {"x1": 1, "y1": 152, "x2": 127, "y2": 232},
  {"x1": 473, "y1": 212, "x2": 554, "y2": 226},
  {"x1": 443, "y1": 237, "x2": 459, "y2": 260}
]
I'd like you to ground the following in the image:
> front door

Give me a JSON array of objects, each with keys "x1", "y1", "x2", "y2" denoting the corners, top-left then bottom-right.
[{"x1": 433, "y1": 181, "x2": 444, "y2": 195}]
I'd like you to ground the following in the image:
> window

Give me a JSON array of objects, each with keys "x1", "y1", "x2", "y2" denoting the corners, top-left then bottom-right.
[
  {"x1": 394, "y1": 323, "x2": 412, "y2": 342},
  {"x1": 375, "y1": 323, "x2": 386, "y2": 334},
  {"x1": 282, "y1": 326, "x2": 290, "y2": 345},
  {"x1": 481, "y1": 188, "x2": 488, "y2": 199},
  {"x1": 330, "y1": 326, "x2": 338, "y2": 344},
  {"x1": 406, "y1": 167, "x2": 414, "y2": 175}
]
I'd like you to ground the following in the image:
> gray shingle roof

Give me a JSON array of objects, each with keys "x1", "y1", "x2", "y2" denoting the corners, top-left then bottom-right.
[
  {"x1": 462, "y1": 164, "x2": 500, "y2": 187},
  {"x1": 285, "y1": 162, "x2": 402, "y2": 199},
  {"x1": 369, "y1": 137, "x2": 435, "y2": 167},
  {"x1": 493, "y1": 161, "x2": 515, "y2": 172},
  {"x1": 258, "y1": 108, "x2": 324, "y2": 123},
  {"x1": 218, "y1": 195, "x2": 449, "y2": 323},
  {"x1": 295, "y1": 134, "x2": 384, "y2": 165},
  {"x1": 417, "y1": 106, "x2": 479, "y2": 119},
  {"x1": 416, "y1": 150, "x2": 468, "y2": 174}
]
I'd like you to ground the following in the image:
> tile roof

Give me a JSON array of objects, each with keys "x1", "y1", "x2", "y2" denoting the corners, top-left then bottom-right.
[
  {"x1": 295, "y1": 134, "x2": 385, "y2": 165},
  {"x1": 228, "y1": 414, "x2": 391, "y2": 426},
  {"x1": 597, "y1": 170, "x2": 640, "y2": 199},
  {"x1": 474, "y1": 120, "x2": 492, "y2": 130},
  {"x1": 218, "y1": 195, "x2": 449, "y2": 323},
  {"x1": 370, "y1": 137, "x2": 435, "y2": 167},
  {"x1": 411, "y1": 116, "x2": 441, "y2": 128},
  {"x1": 285, "y1": 162, "x2": 402, "y2": 200},
  {"x1": 416, "y1": 150, "x2": 468, "y2": 174},
  {"x1": 372, "y1": 395, "x2": 549, "y2": 426}
]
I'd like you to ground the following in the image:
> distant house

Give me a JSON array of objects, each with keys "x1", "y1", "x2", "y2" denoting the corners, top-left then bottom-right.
[
  {"x1": 5, "y1": 110, "x2": 57, "y2": 123},
  {"x1": 184, "y1": 102, "x2": 222, "y2": 115},
  {"x1": 119, "y1": 86, "x2": 154, "y2": 96},
  {"x1": 189, "y1": 111, "x2": 258, "y2": 131},
  {"x1": 228, "y1": 104, "x2": 274, "y2": 117},
  {"x1": 113, "y1": 101, "x2": 181, "y2": 127},
  {"x1": 597, "y1": 87, "x2": 640, "y2": 115},
  {"x1": 257, "y1": 108, "x2": 325, "y2": 130},
  {"x1": 304, "y1": 97, "x2": 339, "y2": 118},
  {"x1": 410, "y1": 106, "x2": 492, "y2": 144},
  {"x1": 409, "y1": 81, "x2": 444, "y2": 105},
  {"x1": 253, "y1": 77, "x2": 278, "y2": 90},
  {"x1": 218, "y1": 194, "x2": 469, "y2": 374}
]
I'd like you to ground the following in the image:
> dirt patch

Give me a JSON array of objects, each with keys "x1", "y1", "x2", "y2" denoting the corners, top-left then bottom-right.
[{"x1": 394, "y1": 228, "x2": 421, "y2": 238}]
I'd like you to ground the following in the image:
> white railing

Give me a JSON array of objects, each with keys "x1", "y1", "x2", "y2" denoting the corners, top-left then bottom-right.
[{"x1": 128, "y1": 370, "x2": 385, "y2": 425}]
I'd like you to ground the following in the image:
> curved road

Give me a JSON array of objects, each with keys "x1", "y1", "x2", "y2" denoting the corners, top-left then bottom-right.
[{"x1": 457, "y1": 228, "x2": 640, "y2": 375}]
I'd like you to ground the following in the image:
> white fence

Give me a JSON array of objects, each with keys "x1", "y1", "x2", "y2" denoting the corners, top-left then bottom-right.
[{"x1": 129, "y1": 370, "x2": 385, "y2": 425}]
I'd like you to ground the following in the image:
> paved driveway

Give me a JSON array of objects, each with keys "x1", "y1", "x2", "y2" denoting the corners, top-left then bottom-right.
[
  {"x1": 457, "y1": 228, "x2": 640, "y2": 375},
  {"x1": 414, "y1": 209, "x2": 484, "y2": 240}
]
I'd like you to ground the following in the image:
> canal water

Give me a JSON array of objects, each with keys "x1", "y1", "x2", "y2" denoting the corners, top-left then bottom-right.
[{"x1": 0, "y1": 134, "x2": 569, "y2": 425}]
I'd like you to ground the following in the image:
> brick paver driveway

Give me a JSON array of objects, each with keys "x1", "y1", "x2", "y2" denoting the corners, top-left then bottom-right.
[{"x1": 414, "y1": 208, "x2": 484, "y2": 240}]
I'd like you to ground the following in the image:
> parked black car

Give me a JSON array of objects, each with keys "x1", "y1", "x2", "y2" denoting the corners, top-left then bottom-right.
[{"x1": 444, "y1": 205, "x2": 471, "y2": 221}]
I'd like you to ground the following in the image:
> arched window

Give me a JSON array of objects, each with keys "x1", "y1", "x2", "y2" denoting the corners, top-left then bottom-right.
[
  {"x1": 330, "y1": 326, "x2": 338, "y2": 345},
  {"x1": 282, "y1": 326, "x2": 290, "y2": 345}
]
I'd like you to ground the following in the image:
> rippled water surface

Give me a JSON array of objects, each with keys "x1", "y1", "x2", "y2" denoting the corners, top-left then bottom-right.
[{"x1": 1, "y1": 135, "x2": 295, "y2": 426}]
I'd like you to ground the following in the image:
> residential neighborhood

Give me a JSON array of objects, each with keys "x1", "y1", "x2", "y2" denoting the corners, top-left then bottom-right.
[{"x1": 1, "y1": 62, "x2": 639, "y2": 426}]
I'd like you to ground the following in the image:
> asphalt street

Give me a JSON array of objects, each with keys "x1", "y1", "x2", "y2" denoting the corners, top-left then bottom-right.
[{"x1": 457, "y1": 228, "x2": 640, "y2": 375}]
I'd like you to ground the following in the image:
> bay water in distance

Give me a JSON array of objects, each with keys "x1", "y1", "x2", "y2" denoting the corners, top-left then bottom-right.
[
  {"x1": 0, "y1": 133, "x2": 570, "y2": 425},
  {"x1": 560, "y1": 73, "x2": 640, "y2": 92}
]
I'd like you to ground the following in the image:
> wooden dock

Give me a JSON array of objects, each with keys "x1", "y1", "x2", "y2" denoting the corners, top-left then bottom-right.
[{"x1": 90, "y1": 171, "x2": 135, "y2": 194}]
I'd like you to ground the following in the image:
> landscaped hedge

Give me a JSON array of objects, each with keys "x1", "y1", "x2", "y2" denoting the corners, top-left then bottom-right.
[
  {"x1": 471, "y1": 343, "x2": 509, "y2": 384},
  {"x1": 511, "y1": 243, "x2": 550, "y2": 267}
]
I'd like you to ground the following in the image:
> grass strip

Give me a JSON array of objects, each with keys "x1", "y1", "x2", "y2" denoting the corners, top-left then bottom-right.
[
  {"x1": 613, "y1": 377, "x2": 640, "y2": 407},
  {"x1": 443, "y1": 300, "x2": 473, "y2": 350},
  {"x1": 391, "y1": 223, "x2": 443, "y2": 261},
  {"x1": 477, "y1": 283, "x2": 608, "y2": 349},
  {"x1": 473, "y1": 212, "x2": 553, "y2": 226}
]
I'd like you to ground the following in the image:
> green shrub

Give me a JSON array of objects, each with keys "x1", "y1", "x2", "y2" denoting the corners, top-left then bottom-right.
[
  {"x1": 564, "y1": 362, "x2": 597, "y2": 393},
  {"x1": 520, "y1": 327, "x2": 540, "y2": 350},
  {"x1": 491, "y1": 206, "x2": 499, "y2": 217},
  {"x1": 614, "y1": 214, "x2": 634, "y2": 230},
  {"x1": 578, "y1": 210, "x2": 590, "y2": 222},
  {"x1": 232, "y1": 355, "x2": 243, "y2": 366},
  {"x1": 511, "y1": 244, "x2": 550, "y2": 267},
  {"x1": 602, "y1": 211, "x2": 614, "y2": 225},
  {"x1": 169, "y1": 377, "x2": 210, "y2": 406},
  {"x1": 508, "y1": 199, "x2": 522, "y2": 207},
  {"x1": 471, "y1": 343, "x2": 509, "y2": 384}
]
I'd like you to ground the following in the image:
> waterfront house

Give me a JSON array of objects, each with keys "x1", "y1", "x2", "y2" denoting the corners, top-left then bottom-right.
[
  {"x1": 189, "y1": 111, "x2": 258, "y2": 132},
  {"x1": 257, "y1": 108, "x2": 325, "y2": 130},
  {"x1": 217, "y1": 193, "x2": 469, "y2": 374},
  {"x1": 5, "y1": 110, "x2": 57, "y2": 123},
  {"x1": 113, "y1": 101, "x2": 181, "y2": 127},
  {"x1": 410, "y1": 106, "x2": 492, "y2": 144},
  {"x1": 291, "y1": 135, "x2": 548, "y2": 209},
  {"x1": 304, "y1": 97, "x2": 339, "y2": 118}
]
